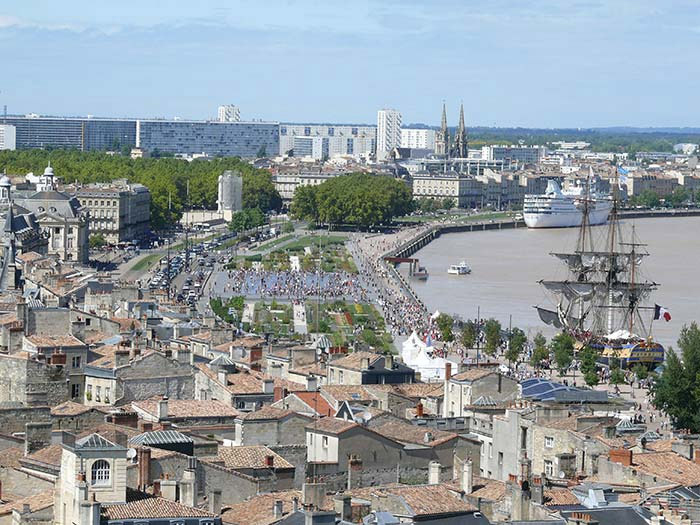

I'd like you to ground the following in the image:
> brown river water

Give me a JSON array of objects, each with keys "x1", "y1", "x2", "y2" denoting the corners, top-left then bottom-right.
[{"x1": 399, "y1": 217, "x2": 699, "y2": 350}]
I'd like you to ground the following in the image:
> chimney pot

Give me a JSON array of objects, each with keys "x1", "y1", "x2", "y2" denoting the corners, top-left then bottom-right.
[
  {"x1": 445, "y1": 362, "x2": 452, "y2": 381},
  {"x1": 265, "y1": 455, "x2": 275, "y2": 467}
]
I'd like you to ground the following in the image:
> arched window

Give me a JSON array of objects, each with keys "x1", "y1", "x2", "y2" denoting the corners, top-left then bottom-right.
[{"x1": 91, "y1": 460, "x2": 110, "y2": 486}]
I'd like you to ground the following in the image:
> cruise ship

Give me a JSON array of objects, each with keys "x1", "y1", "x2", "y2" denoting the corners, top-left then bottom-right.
[{"x1": 523, "y1": 179, "x2": 612, "y2": 228}]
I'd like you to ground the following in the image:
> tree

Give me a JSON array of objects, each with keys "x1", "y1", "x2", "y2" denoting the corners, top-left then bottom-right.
[
  {"x1": 290, "y1": 185, "x2": 318, "y2": 223},
  {"x1": 281, "y1": 221, "x2": 294, "y2": 234},
  {"x1": 256, "y1": 145, "x2": 267, "y2": 158},
  {"x1": 632, "y1": 363, "x2": 648, "y2": 381},
  {"x1": 579, "y1": 345, "x2": 599, "y2": 387},
  {"x1": 435, "y1": 314, "x2": 454, "y2": 343},
  {"x1": 610, "y1": 367, "x2": 625, "y2": 386},
  {"x1": 505, "y1": 327, "x2": 526, "y2": 365},
  {"x1": 229, "y1": 208, "x2": 266, "y2": 232},
  {"x1": 483, "y1": 319, "x2": 502, "y2": 356},
  {"x1": 89, "y1": 233, "x2": 106, "y2": 249},
  {"x1": 441, "y1": 197, "x2": 456, "y2": 210},
  {"x1": 652, "y1": 323, "x2": 700, "y2": 431},
  {"x1": 460, "y1": 320, "x2": 477, "y2": 349},
  {"x1": 551, "y1": 332, "x2": 575, "y2": 376}
]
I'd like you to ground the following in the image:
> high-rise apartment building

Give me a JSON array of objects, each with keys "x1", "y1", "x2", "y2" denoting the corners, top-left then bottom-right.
[
  {"x1": 279, "y1": 123, "x2": 376, "y2": 160},
  {"x1": 401, "y1": 128, "x2": 436, "y2": 150},
  {"x1": 376, "y1": 109, "x2": 402, "y2": 161},
  {"x1": 0, "y1": 125, "x2": 16, "y2": 150},
  {"x1": 218, "y1": 104, "x2": 241, "y2": 122}
]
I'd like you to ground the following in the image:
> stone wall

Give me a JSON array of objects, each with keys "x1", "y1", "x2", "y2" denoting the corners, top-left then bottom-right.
[
  {"x1": 0, "y1": 407, "x2": 50, "y2": 434},
  {"x1": 269, "y1": 444, "x2": 307, "y2": 488},
  {"x1": 26, "y1": 308, "x2": 71, "y2": 336},
  {"x1": 117, "y1": 353, "x2": 195, "y2": 403},
  {"x1": 0, "y1": 353, "x2": 71, "y2": 406},
  {"x1": 52, "y1": 409, "x2": 108, "y2": 432},
  {"x1": 238, "y1": 415, "x2": 310, "y2": 447}
]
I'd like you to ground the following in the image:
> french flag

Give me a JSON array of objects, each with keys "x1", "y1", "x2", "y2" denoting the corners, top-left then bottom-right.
[{"x1": 654, "y1": 304, "x2": 671, "y2": 322}]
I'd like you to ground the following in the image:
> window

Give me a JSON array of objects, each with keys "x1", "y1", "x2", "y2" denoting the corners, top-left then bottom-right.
[
  {"x1": 498, "y1": 451, "x2": 503, "y2": 465},
  {"x1": 91, "y1": 460, "x2": 111, "y2": 486},
  {"x1": 71, "y1": 384, "x2": 80, "y2": 398},
  {"x1": 96, "y1": 386, "x2": 101, "y2": 402},
  {"x1": 545, "y1": 436, "x2": 554, "y2": 448},
  {"x1": 71, "y1": 356, "x2": 81, "y2": 368},
  {"x1": 322, "y1": 436, "x2": 328, "y2": 448},
  {"x1": 544, "y1": 460, "x2": 553, "y2": 477}
]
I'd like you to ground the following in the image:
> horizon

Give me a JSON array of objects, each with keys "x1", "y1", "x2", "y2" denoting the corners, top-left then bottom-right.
[{"x1": 2, "y1": 1, "x2": 699, "y2": 128}]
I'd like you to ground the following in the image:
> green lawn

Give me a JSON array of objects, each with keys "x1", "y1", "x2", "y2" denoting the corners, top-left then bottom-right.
[
  {"x1": 130, "y1": 253, "x2": 162, "y2": 272},
  {"x1": 275, "y1": 234, "x2": 348, "y2": 253},
  {"x1": 258, "y1": 234, "x2": 294, "y2": 250}
]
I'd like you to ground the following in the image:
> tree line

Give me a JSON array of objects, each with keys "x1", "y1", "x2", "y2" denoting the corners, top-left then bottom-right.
[
  {"x1": 0, "y1": 150, "x2": 281, "y2": 230},
  {"x1": 290, "y1": 173, "x2": 413, "y2": 227}
]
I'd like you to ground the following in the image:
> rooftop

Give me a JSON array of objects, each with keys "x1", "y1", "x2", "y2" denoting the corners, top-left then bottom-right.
[{"x1": 211, "y1": 445, "x2": 294, "y2": 470}]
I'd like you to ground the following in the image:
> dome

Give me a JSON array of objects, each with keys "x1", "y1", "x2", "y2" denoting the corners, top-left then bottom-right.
[
  {"x1": 0, "y1": 174, "x2": 10, "y2": 187},
  {"x1": 43, "y1": 165, "x2": 54, "y2": 177}
]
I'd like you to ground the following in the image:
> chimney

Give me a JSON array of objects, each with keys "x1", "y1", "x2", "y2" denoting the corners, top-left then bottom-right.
[
  {"x1": 423, "y1": 431, "x2": 433, "y2": 444},
  {"x1": 429, "y1": 461, "x2": 441, "y2": 485},
  {"x1": 115, "y1": 349, "x2": 130, "y2": 368},
  {"x1": 416, "y1": 403, "x2": 424, "y2": 418},
  {"x1": 347, "y1": 455, "x2": 362, "y2": 490},
  {"x1": 361, "y1": 357, "x2": 370, "y2": 369},
  {"x1": 262, "y1": 378, "x2": 274, "y2": 395},
  {"x1": 265, "y1": 455, "x2": 275, "y2": 468},
  {"x1": 672, "y1": 440, "x2": 694, "y2": 460},
  {"x1": 292, "y1": 497, "x2": 299, "y2": 512},
  {"x1": 609, "y1": 448, "x2": 633, "y2": 467},
  {"x1": 334, "y1": 494, "x2": 352, "y2": 521},
  {"x1": 15, "y1": 299, "x2": 26, "y2": 323},
  {"x1": 385, "y1": 354, "x2": 393, "y2": 369},
  {"x1": 24, "y1": 422, "x2": 52, "y2": 456},
  {"x1": 209, "y1": 489, "x2": 222, "y2": 515},
  {"x1": 153, "y1": 479, "x2": 161, "y2": 497},
  {"x1": 160, "y1": 476, "x2": 177, "y2": 501},
  {"x1": 138, "y1": 420, "x2": 153, "y2": 433},
  {"x1": 445, "y1": 362, "x2": 452, "y2": 381},
  {"x1": 462, "y1": 459, "x2": 473, "y2": 494},
  {"x1": 273, "y1": 500, "x2": 283, "y2": 519},
  {"x1": 302, "y1": 482, "x2": 326, "y2": 510},
  {"x1": 179, "y1": 457, "x2": 197, "y2": 507},
  {"x1": 306, "y1": 374, "x2": 318, "y2": 392},
  {"x1": 137, "y1": 447, "x2": 151, "y2": 490},
  {"x1": 273, "y1": 386, "x2": 284, "y2": 402},
  {"x1": 532, "y1": 474, "x2": 544, "y2": 504},
  {"x1": 156, "y1": 397, "x2": 168, "y2": 420}
]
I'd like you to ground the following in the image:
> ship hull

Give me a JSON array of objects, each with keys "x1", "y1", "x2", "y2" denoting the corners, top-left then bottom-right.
[
  {"x1": 524, "y1": 201, "x2": 612, "y2": 228},
  {"x1": 591, "y1": 340, "x2": 664, "y2": 369}
]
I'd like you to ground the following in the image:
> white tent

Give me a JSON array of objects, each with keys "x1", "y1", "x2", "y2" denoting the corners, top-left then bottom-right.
[
  {"x1": 401, "y1": 331, "x2": 448, "y2": 382},
  {"x1": 430, "y1": 310, "x2": 442, "y2": 321}
]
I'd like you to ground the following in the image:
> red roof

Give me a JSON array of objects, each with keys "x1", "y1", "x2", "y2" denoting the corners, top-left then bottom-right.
[{"x1": 293, "y1": 391, "x2": 334, "y2": 417}]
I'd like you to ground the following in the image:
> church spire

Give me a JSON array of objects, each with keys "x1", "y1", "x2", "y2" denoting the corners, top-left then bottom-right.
[
  {"x1": 436, "y1": 102, "x2": 450, "y2": 156},
  {"x1": 453, "y1": 102, "x2": 468, "y2": 158}
]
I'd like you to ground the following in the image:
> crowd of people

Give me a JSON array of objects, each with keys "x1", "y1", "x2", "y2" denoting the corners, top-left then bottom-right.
[{"x1": 214, "y1": 268, "x2": 369, "y2": 302}]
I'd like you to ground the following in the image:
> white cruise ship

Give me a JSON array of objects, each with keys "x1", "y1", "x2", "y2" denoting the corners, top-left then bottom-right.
[{"x1": 523, "y1": 179, "x2": 612, "y2": 228}]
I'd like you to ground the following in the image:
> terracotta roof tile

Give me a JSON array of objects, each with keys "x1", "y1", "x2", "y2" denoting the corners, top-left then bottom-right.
[
  {"x1": 306, "y1": 416, "x2": 358, "y2": 435},
  {"x1": 632, "y1": 452, "x2": 700, "y2": 485},
  {"x1": 329, "y1": 351, "x2": 382, "y2": 371},
  {"x1": 0, "y1": 490, "x2": 53, "y2": 516},
  {"x1": 210, "y1": 445, "x2": 294, "y2": 469},
  {"x1": 240, "y1": 405, "x2": 294, "y2": 421},
  {"x1": 25, "y1": 444, "x2": 63, "y2": 467},
  {"x1": 375, "y1": 484, "x2": 476, "y2": 517},
  {"x1": 470, "y1": 477, "x2": 506, "y2": 501},
  {"x1": 132, "y1": 398, "x2": 239, "y2": 419},
  {"x1": 373, "y1": 420, "x2": 457, "y2": 447},
  {"x1": 292, "y1": 391, "x2": 334, "y2": 417},
  {"x1": 51, "y1": 400, "x2": 108, "y2": 417},
  {"x1": 544, "y1": 488, "x2": 579, "y2": 506},
  {"x1": 0, "y1": 447, "x2": 23, "y2": 468},
  {"x1": 25, "y1": 334, "x2": 85, "y2": 348},
  {"x1": 450, "y1": 367, "x2": 496, "y2": 382},
  {"x1": 222, "y1": 490, "x2": 302, "y2": 525},
  {"x1": 102, "y1": 490, "x2": 216, "y2": 520}
]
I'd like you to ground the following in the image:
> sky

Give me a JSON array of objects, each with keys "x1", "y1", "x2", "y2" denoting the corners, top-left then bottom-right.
[{"x1": 1, "y1": 0, "x2": 699, "y2": 128}]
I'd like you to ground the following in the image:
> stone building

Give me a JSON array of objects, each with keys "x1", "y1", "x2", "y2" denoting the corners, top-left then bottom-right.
[
  {"x1": 15, "y1": 165, "x2": 89, "y2": 263},
  {"x1": 443, "y1": 365, "x2": 519, "y2": 418},
  {"x1": 326, "y1": 351, "x2": 415, "y2": 385},
  {"x1": 72, "y1": 180, "x2": 151, "y2": 243}
]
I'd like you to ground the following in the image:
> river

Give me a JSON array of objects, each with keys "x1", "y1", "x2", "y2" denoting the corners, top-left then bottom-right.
[{"x1": 399, "y1": 217, "x2": 699, "y2": 350}]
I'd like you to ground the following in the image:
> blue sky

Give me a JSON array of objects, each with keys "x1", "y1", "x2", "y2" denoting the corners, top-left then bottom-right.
[{"x1": 1, "y1": 1, "x2": 698, "y2": 127}]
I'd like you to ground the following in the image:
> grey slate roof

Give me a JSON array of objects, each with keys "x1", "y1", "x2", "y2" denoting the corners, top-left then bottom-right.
[
  {"x1": 75, "y1": 433, "x2": 125, "y2": 450},
  {"x1": 130, "y1": 430, "x2": 194, "y2": 446}
]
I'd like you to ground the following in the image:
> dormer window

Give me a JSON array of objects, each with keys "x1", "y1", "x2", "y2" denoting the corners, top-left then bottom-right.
[{"x1": 91, "y1": 459, "x2": 111, "y2": 486}]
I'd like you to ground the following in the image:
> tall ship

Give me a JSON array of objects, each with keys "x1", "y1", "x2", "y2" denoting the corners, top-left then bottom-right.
[
  {"x1": 523, "y1": 177, "x2": 613, "y2": 228},
  {"x1": 534, "y1": 182, "x2": 664, "y2": 368}
]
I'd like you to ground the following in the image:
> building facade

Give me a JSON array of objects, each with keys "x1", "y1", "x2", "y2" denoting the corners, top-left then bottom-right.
[
  {"x1": 136, "y1": 120, "x2": 279, "y2": 157},
  {"x1": 279, "y1": 123, "x2": 376, "y2": 159},
  {"x1": 377, "y1": 109, "x2": 402, "y2": 161},
  {"x1": 217, "y1": 170, "x2": 243, "y2": 221},
  {"x1": 217, "y1": 105, "x2": 241, "y2": 123},
  {"x1": 0, "y1": 124, "x2": 16, "y2": 150},
  {"x1": 16, "y1": 165, "x2": 89, "y2": 263},
  {"x1": 73, "y1": 180, "x2": 151, "y2": 243},
  {"x1": 484, "y1": 145, "x2": 546, "y2": 164},
  {"x1": 3, "y1": 116, "x2": 136, "y2": 151},
  {"x1": 401, "y1": 128, "x2": 436, "y2": 150}
]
